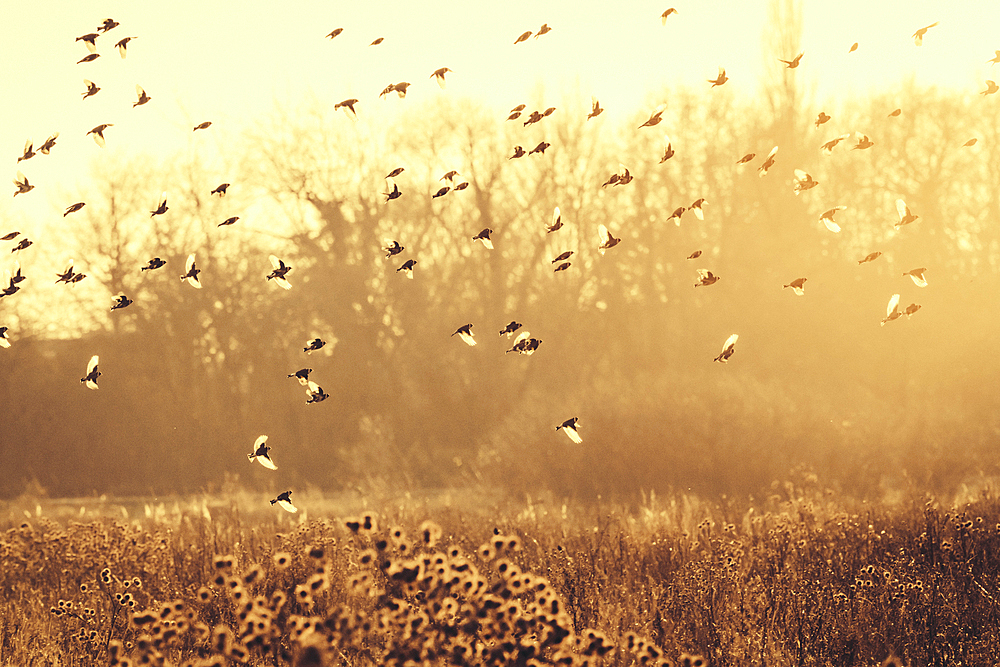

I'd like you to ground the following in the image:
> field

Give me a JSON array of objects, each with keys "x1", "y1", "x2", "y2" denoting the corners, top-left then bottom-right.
[{"x1": 4, "y1": 481, "x2": 1000, "y2": 667}]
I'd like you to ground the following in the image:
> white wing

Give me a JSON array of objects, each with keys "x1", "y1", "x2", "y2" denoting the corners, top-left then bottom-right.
[
  {"x1": 277, "y1": 499, "x2": 298, "y2": 513},
  {"x1": 254, "y1": 434, "x2": 268, "y2": 448},
  {"x1": 258, "y1": 456, "x2": 278, "y2": 471},
  {"x1": 268, "y1": 254, "x2": 282, "y2": 270},
  {"x1": 87, "y1": 354, "x2": 99, "y2": 374},
  {"x1": 598, "y1": 224, "x2": 610, "y2": 243},
  {"x1": 274, "y1": 277, "x2": 291, "y2": 290},
  {"x1": 185, "y1": 254, "x2": 195, "y2": 273},
  {"x1": 564, "y1": 427, "x2": 582, "y2": 444},
  {"x1": 722, "y1": 333, "x2": 739, "y2": 353},
  {"x1": 895, "y1": 198, "x2": 908, "y2": 221},
  {"x1": 886, "y1": 294, "x2": 900, "y2": 317},
  {"x1": 458, "y1": 331, "x2": 476, "y2": 347},
  {"x1": 551, "y1": 206, "x2": 561, "y2": 227}
]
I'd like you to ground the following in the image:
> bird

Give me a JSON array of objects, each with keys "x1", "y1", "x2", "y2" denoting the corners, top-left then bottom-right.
[
  {"x1": 849, "y1": 42, "x2": 859, "y2": 53},
  {"x1": 689, "y1": 198, "x2": 706, "y2": 220},
  {"x1": 98, "y1": 18, "x2": 119, "y2": 32},
  {"x1": 814, "y1": 112, "x2": 832, "y2": 129},
  {"x1": 660, "y1": 137, "x2": 675, "y2": 163},
  {"x1": 452, "y1": 324, "x2": 476, "y2": 347},
  {"x1": 13, "y1": 172, "x2": 34, "y2": 196},
  {"x1": 510, "y1": 103, "x2": 526, "y2": 113},
  {"x1": 77, "y1": 53, "x2": 100, "y2": 64},
  {"x1": 150, "y1": 193, "x2": 168, "y2": 217},
  {"x1": 523, "y1": 110, "x2": 544, "y2": 126},
  {"x1": 904, "y1": 303, "x2": 922, "y2": 318},
  {"x1": 536, "y1": 23, "x2": 552, "y2": 38},
  {"x1": 17, "y1": 139, "x2": 35, "y2": 163},
  {"x1": 0, "y1": 278, "x2": 17, "y2": 298},
  {"x1": 820, "y1": 134, "x2": 851, "y2": 155},
  {"x1": 288, "y1": 368, "x2": 312, "y2": 385},
  {"x1": 783, "y1": 278, "x2": 807, "y2": 296},
  {"x1": 505, "y1": 331, "x2": 542, "y2": 355},
  {"x1": 441, "y1": 172, "x2": 459, "y2": 185},
  {"x1": 304, "y1": 338, "x2": 326, "y2": 353},
  {"x1": 507, "y1": 111, "x2": 522, "y2": 121},
  {"x1": 888, "y1": 108, "x2": 902, "y2": 118},
  {"x1": 988, "y1": 50, "x2": 1000, "y2": 65},
  {"x1": 38, "y1": 134, "x2": 58, "y2": 154},
  {"x1": 305, "y1": 381, "x2": 329, "y2": 404},
  {"x1": 757, "y1": 146, "x2": 778, "y2": 177},
  {"x1": 267, "y1": 255, "x2": 292, "y2": 289},
  {"x1": 141, "y1": 257, "x2": 166, "y2": 271},
  {"x1": 639, "y1": 105, "x2": 666, "y2": 129},
  {"x1": 819, "y1": 206, "x2": 846, "y2": 233},
  {"x1": 193, "y1": 121, "x2": 212, "y2": 131},
  {"x1": 857, "y1": 251, "x2": 882, "y2": 265},
  {"x1": 714, "y1": 334, "x2": 738, "y2": 363},
  {"x1": 82, "y1": 79, "x2": 100, "y2": 99},
  {"x1": 792, "y1": 169, "x2": 818, "y2": 195},
  {"x1": 509, "y1": 146, "x2": 526, "y2": 160},
  {"x1": 552, "y1": 251, "x2": 573, "y2": 264},
  {"x1": 115, "y1": 36, "x2": 136, "y2": 58},
  {"x1": 133, "y1": 85, "x2": 151, "y2": 107},
  {"x1": 383, "y1": 240, "x2": 405, "y2": 258},
  {"x1": 687, "y1": 250, "x2": 702, "y2": 260},
  {"x1": 111, "y1": 295, "x2": 133, "y2": 311},
  {"x1": 370, "y1": 37, "x2": 384, "y2": 46},
  {"x1": 210, "y1": 183, "x2": 229, "y2": 197},
  {"x1": 384, "y1": 182, "x2": 402, "y2": 202},
  {"x1": 397, "y1": 259, "x2": 417, "y2": 278},
  {"x1": 87, "y1": 124, "x2": 113, "y2": 148},
  {"x1": 270, "y1": 491, "x2": 297, "y2": 513},
  {"x1": 0, "y1": 326, "x2": 9, "y2": 347},
  {"x1": 963, "y1": 138, "x2": 978, "y2": 147},
  {"x1": 546, "y1": 207, "x2": 563, "y2": 233},
  {"x1": 76, "y1": 33, "x2": 99, "y2": 53},
  {"x1": 514, "y1": 30, "x2": 532, "y2": 44},
  {"x1": 588, "y1": 98, "x2": 604, "y2": 120},
  {"x1": 912, "y1": 22, "x2": 938, "y2": 46},
  {"x1": 881, "y1": 294, "x2": 902, "y2": 326},
  {"x1": 68, "y1": 273, "x2": 87, "y2": 285},
  {"x1": 1, "y1": 232, "x2": 19, "y2": 241},
  {"x1": 736, "y1": 153, "x2": 756, "y2": 166},
  {"x1": 661, "y1": 8, "x2": 678, "y2": 24},
  {"x1": 708, "y1": 67, "x2": 728, "y2": 87},
  {"x1": 779, "y1": 52, "x2": 804, "y2": 68},
  {"x1": 695, "y1": 269, "x2": 720, "y2": 287},
  {"x1": 529, "y1": 141, "x2": 550, "y2": 155},
  {"x1": 247, "y1": 435, "x2": 277, "y2": 470},
  {"x1": 981, "y1": 80, "x2": 999, "y2": 95},
  {"x1": 432, "y1": 186, "x2": 450, "y2": 198},
  {"x1": 430, "y1": 67, "x2": 452, "y2": 88},
  {"x1": 326, "y1": 28, "x2": 344, "y2": 39},
  {"x1": 56, "y1": 261, "x2": 77, "y2": 284},
  {"x1": 386, "y1": 167, "x2": 405, "y2": 179},
  {"x1": 895, "y1": 199, "x2": 918, "y2": 227},
  {"x1": 556, "y1": 417, "x2": 582, "y2": 444},
  {"x1": 853, "y1": 134, "x2": 874, "y2": 150},
  {"x1": 453, "y1": 181, "x2": 469, "y2": 191},
  {"x1": 473, "y1": 228, "x2": 494, "y2": 249},
  {"x1": 554, "y1": 262, "x2": 571, "y2": 272},
  {"x1": 903, "y1": 268, "x2": 928, "y2": 287},
  {"x1": 81, "y1": 355, "x2": 100, "y2": 389},
  {"x1": 10, "y1": 238, "x2": 32, "y2": 253},
  {"x1": 218, "y1": 216, "x2": 239, "y2": 227},
  {"x1": 598, "y1": 224, "x2": 620, "y2": 255},
  {"x1": 668, "y1": 206, "x2": 685, "y2": 225},
  {"x1": 181, "y1": 254, "x2": 202, "y2": 288},
  {"x1": 499, "y1": 322, "x2": 522, "y2": 338}
]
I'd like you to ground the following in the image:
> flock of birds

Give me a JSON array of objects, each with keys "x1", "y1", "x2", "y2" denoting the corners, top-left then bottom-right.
[{"x1": 2, "y1": 11, "x2": 997, "y2": 512}]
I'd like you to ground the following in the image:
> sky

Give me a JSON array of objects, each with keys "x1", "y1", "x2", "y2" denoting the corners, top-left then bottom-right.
[{"x1": 2, "y1": 1, "x2": 999, "y2": 229}]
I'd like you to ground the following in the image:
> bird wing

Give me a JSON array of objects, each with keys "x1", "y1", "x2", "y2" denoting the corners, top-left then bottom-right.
[
  {"x1": 722, "y1": 334, "x2": 738, "y2": 353},
  {"x1": 185, "y1": 254, "x2": 195, "y2": 273},
  {"x1": 886, "y1": 294, "x2": 900, "y2": 317},
  {"x1": 895, "y1": 198, "x2": 909, "y2": 221},
  {"x1": 87, "y1": 354, "x2": 99, "y2": 374},
  {"x1": 268, "y1": 254, "x2": 283, "y2": 270}
]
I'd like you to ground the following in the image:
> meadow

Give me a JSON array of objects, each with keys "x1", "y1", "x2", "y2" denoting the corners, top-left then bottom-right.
[{"x1": 4, "y1": 479, "x2": 1000, "y2": 667}]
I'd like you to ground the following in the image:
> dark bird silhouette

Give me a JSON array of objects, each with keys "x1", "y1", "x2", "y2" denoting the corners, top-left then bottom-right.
[
  {"x1": 857, "y1": 251, "x2": 882, "y2": 264},
  {"x1": 115, "y1": 36, "x2": 136, "y2": 58},
  {"x1": 82, "y1": 79, "x2": 100, "y2": 99},
  {"x1": 11, "y1": 238, "x2": 33, "y2": 252},
  {"x1": 81, "y1": 355, "x2": 100, "y2": 389},
  {"x1": 661, "y1": 8, "x2": 678, "y2": 24},
  {"x1": 694, "y1": 269, "x2": 720, "y2": 287},
  {"x1": 180, "y1": 255, "x2": 202, "y2": 288},
  {"x1": 76, "y1": 33, "x2": 99, "y2": 53},
  {"x1": 13, "y1": 172, "x2": 34, "y2": 196},
  {"x1": 639, "y1": 105, "x2": 666, "y2": 128},
  {"x1": 820, "y1": 134, "x2": 851, "y2": 155},
  {"x1": 336, "y1": 99, "x2": 359, "y2": 119},
  {"x1": 218, "y1": 216, "x2": 239, "y2": 227},
  {"x1": 288, "y1": 368, "x2": 312, "y2": 385},
  {"x1": 270, "y1": 491, "x2": 297, "y2": 512},
  {"x1": 714, "y1": 334, "x2": 738, "y2": 363},
  {"x1": 588, "y1": 97, "x2": 603, "y2": 119},
  {"x1": 689, "y1": 198, "x2": 706, "y2": 220},
  {"x1": 17, "y1": 140, "x2": 35, "y2": 163},
  {"x1": 193, "y1": 121, "x2": 212, "y2": 131},
  {"x1": 384, "y1": 182, "x2": 402, "y2": 201},
  {"x1": 64, "y1": 202, "x2": 85, "y2": 216},
  {"x1": 514, "y1": 30, "x2": 532, "y2": 44},
  {"x1": 303, "y1": 338, "x2": 326, "y2": 353},
  {"x1": 815, "y1": 112, "x2": 831, "y2": 128},
  {"x1": 386, "y1": 167, "x2": 405, "y2": 179},
  {"x1": 0, "y1": 326, "x2": 9, "y2": 347},
  {"x1": 383, "y1": 240, "x2": 405, "y2": 258},
  {"x1": 452, "y1": 324, "x2": 476, "y2": 347},
  {"x1": 736, "y1": 153, "x2": 755, "y2": 164},
  {"x1": 111, "y1": 295, "x2": 133, "y2": 310},
  {"x1": 660, "y1": 136, "x2": 675, "y2": 162},
  {"x1": 509, "y1": 145, "x2": 526, "y2": 159},
  {"x1": 1, "y1": 232, "x2": 19, "y2": 241},
  {"x1": 433, "y1": 186, "x2": 450, "y2": 198},
  {"x1": 598, "y1": 224, "x2": 620, "y2": 255},
  {"x1": 326, "y1": 28, "x2": 344, "y2": 39},
  {"x1": 523, "y1": 110, "x2": 544, "y2": 126},
  {"x1": 211, "y1": 183, "x2": 229, "y2": 196},
  {"x1": 305, "y1": 381, "x2": 329, "y2": 404},
  {"x1": 903, "y1": 267, "x2": 928, "y2": 287},
  {"x1": 267, "y1": 255, "x2": 292, "y2": 290},
  {"x1": 554, "y1": 262, "x2": 571, "y2": 272},
  {"x1": 546, "y1": 206, "x2": 563, "y2": 233},
  {"x1": 453, "y1": 181, "x2": 469, "y2": 191},
  {"x1": 98, "y1": 18, "x2": 119, "y2": 32},
  {"x1": 248, "y1": 435, "x2": 277, "y2": 470},
  {"x1": 852, "y1": 134, "x2": 874, "y2": 150},
  {"x1": 505, "y1": 331, "x2": 542, "y2": 355},
  {"x1": 77, "y1": 53, "x2": 100, "y2": 64},
  {"x1": 507, "y1": 111, "x2": 522, "y2": 121},
  {"x1": 783, "y1": 278, "x2": 807, "y2": 296},
  {"x1": 133, "y1": 85, "x2": 151, "y2": 107},
  {"x1": 779, "y1": 52, "x2": 804, "y2": 68},
  {"x1": 552, "y1": 250, "x2": 573, "y2": 263},
  {"x1": 141, "y1": 257, "x2": 166, "y2": 271},
  {"x1": 430, "y1": 67, "x2": 452, "y2": 88},
  {"x1": 370, "y1": 37, "x2": 384, "y2": 46},
  {"x1": 556, "y1": 417, "x2": 582, "y2": 444},
  {"x1": 473, "y1": 228, "x2": 494, "y2": 249},
  {"x1": 707, "y1": 67, "x2": 728, "y2": 87},
  {"x1": 535, "y1": 24, "x2": 552, "y2": 38},
  {"x1": 87, "y1": 123, "x2": 113, "y2": 147},
  {"x1": 820, "y1": 206, "x2": 847, "y2": 233},
  {"x1": 38, "y1": 134, "x2": 58, "y2": 154},
  {"x1": 499, "y1": 321, "x2": 522, "y2": 337},
  {"x1": 687, "y1": 250, "x2": 702, "y2": 259},
  {"x1": 397, "y1": 259, "x2": 417, "y2": 278},
  {"x1": 150, "y1": 192, "x2": 168, "y2": 217},
  {"x1": 529, "y1": 141, "x2": 550, "y2": 155},
  {"x1": 894, "y1": 199, "x2": 918, "y2": 227}
]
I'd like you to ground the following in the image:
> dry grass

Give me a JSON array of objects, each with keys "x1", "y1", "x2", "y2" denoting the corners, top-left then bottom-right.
[{"x1": 3, "y1": 482, "x2": 1000, "y2": 666}]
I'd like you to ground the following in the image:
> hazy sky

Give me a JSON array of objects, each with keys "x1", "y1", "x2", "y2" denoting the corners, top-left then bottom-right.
[{"x1": 3, "y1": 1, "x2": 999, "y2": 225}]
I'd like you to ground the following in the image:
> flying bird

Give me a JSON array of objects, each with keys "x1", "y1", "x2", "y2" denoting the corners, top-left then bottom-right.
[
  {"x1": 453, "y1": 181, "x2": 469, "y2": 191},
  {"x1": 661, "y1": 8, "x2": 678, "y2": 24},
  {"x1": 305, "y1": 381, "x2": 329, "y2": 404},
  {"x1": 439, "y1": 170, "x2": 457, "y2": 183},
  {"x1": 76, "y1": 33, "x2": 99, "y2": 53},
  {"x1": 792, "y1": 169, "x2": 818, "y2": 195},
  {"x1": 499, "y1": 321, "x2": 522, "y2": 337},
  {"x1": 660, "y1": 137, "x2": 675, "y2": 163},
  {"x1": 248, "y1": 435, "x2": 277, "y2": 470},
  {"x1": 852, "y1": 134, "x2": 874, "y2": 150},
  {"x1": 193, "y1": 121, "x2": 212, "y2": 131},
  {"x1": 554, "y1": 262, "x2": 571, "y2": 272},
  {"x1": 849, "y1": 42, "x2": 859, "y2": 53},
  {"x1": 588, "y1": 98, "x2": 603, "y2": 119},
  {"x1": 98, "y1": 18, "x2": 119, "y2": 32},
  {"x1": 505, "y1": 331, "x2": 541, "y2": 355},
  {"x1": 150, "y1": 192, "x2": 168, "y2": 217},
  {"x1": 708, "y1": 67, "x2": 728, "y2": 87},
  {"x1": 383, "y1": 240, "x2": 405, "y2": 258},
  {"x1": 695, "y1": 269, "x2": 720, "y2": 287},
  {"x1": 397, "y1": 259, "x2": 416, "y2": 278},
  {"x1": 111, "y1": 295, "x2": 133, "y2": 311},
  {"x1": 857, "y1": 251, "x2": 882, "y2": 264},
  {"x1": 988, "y1": 50, "x2": 1000, "y2": 65},
  {"x1": 509, "y1": 146, "x2": 526, "y2": 159},
  {"x1": 210, "y1": 183, "x2": 229, "y2": 197},
  {"x1": 903, "y1": 267, "x2": 928, "y2": 287},
  {"x1": 386, "y1": 167, "x2": 405, "y2": 179},
  {"x1": 38, "y1": 134, "x2": 58, "y2": 154},
  {"x1": 556, "y1": 417, "x2": 582, "y2": 444},
  {"x1": 326, "y1": 28, "x2": 344, "y2": 39},
  {"x1": 894, "y1": 199, "x2": 918, "y2": 227},
  {"x1": 115, "y1": 36, "x2": 136, "y2": 58},
  {"x1": 384, "y1": 182, "x2": 402, "y2": 201},
  {"x1": 757, "y1": 146, "x2": 778, "y2": 177},
  {"x1": 597, "y1": 224, "x2": 620, "y2": 255},
  {"x1": 81, "y1": 355, "x2": 100, "y2": 389},
  {"x1": 56, "y1": 261, "x2": 77, "y2": 284},
  {"x1": 819, "y1": 206, "x2": 846, "y2": 233},
  {"x1": 13, "y1": 172, "x2": 33, "y2": 196},
  {"x1": 0, "y1": 326, "x2": 10, "y2": 347},
  {"x1": 687, "y1": 250, "x2": 702, "y2": 260},
  {"x1": 779, "y1": 52, "x2": 804, "y2": 68},
  {"x1": 638, "y1": 105, "x2": 666, "y2": 129},
  {"x1": 981, "y1": 80, "x2": 999, "y2": 95},
  {"x1": 10, "y1": 238, "x2": 33, "y2": 253},
  {"x1": 820, "y1": 134, "x2": 851, "y2": 155},
  {"x1": 1, "y1": 231, "x2": 19, "y2": 241},
  {"x1": 736, "y1": 153, "x2": 755, "y2": 165},
  {"x1": 473, "y1": 228, "x2": 494, "y2": 249},
  {"x1": 689, "y1": 198, "x2": 706, "y2": 220},
  {"x1": 529, "y1": 141, "x2": 550, "y2": 155},
  {"x1": 514, "y1": 30, "x2": 532, "y2": 43},
  {"x1": 288, "y1": 368, "x2": 312, "y2": 385},
  {"x1": 536, "y1": 23, "x2": 552, "y2": 38},
  {"x1": 181, "y1": 254, "x2": 202, "y2": 288},
  {"x1": 270, "y1": 491, "x2": 297, "y2": 513},
  {"x1": 218, "y1": 216, "x2": 239, "y2": 227},
  {"x1": 77, "y1": 53, "x2": 100, "y2": 64},
  {"x1": 267, "y1": 255, "x2": 292, "y2": 289},
  {"x1": 904, "y1": 303, "x2": 921, "y2": 318},
  {"x1": 16, "y1": 140, "x2": 35, "y2": 164},
  {"x1": 303, "y1": 338, "x2": 326, "y2": 353},
  {"x1": 452, "y1": 324, "x2": 476, "y2": 347},
  {"x1": 881, "y1": 294, "x2": 902, "y2": 326},
  {"x1": 87, "y1": 124, "x2": 113, "y2": 147},
  {"x1": 370, "y1": 37, "x2": 384, "y2": 46},
  {"x1": 430, "y1": 67, "x2": 452, "y2": 87},
  {"x1": 963, "y1": 138, "x2": 978, "y2": 147},
  {"x1": 82, "y1": 79, "x2": 100, "y2": 99},
  {"x1": 552, "y1": 250, "x2": 573, "y2": 263},
  {"x1": 546, "y1": 206, "x2": 563, "y2": 233},
  {"x1": 888, "y1": 108, "x2": 901, "y2": 118},
  {"x1": 133, "y1": 85, "x2": 151, "y2": 107},
  {"x1": 714, "y1": 334, "x2": 738, "y2": 363},
  {"x1": 141, "y1": 257, "x2": 166, "y2": 271},
  {"x1": 432, "y1": 186, "x2": 450, "y2": 198},
  {"x1": 523, "y1": 110, "x2": 544, "y2": 126},
  {"x1": 912, "y1": 22, "x2": 938, "y2": 46},
  {"x1": 783, "y1": 278, "x2": 807, "y2": 296}
]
